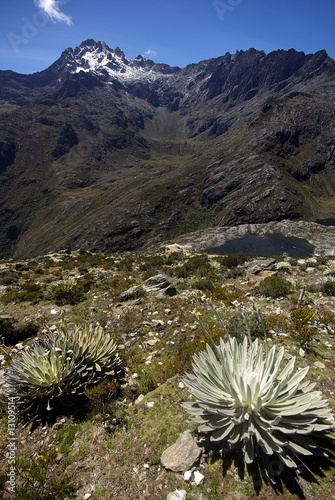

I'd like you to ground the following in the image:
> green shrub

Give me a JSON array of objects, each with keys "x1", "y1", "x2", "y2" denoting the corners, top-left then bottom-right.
[
  {"x1": 85, "y1": 378, "x2": 119, "y2": 414},
  {"x1": 164, "y1": 251, "x2": 184, "y2": 266},
  {"x1": 321, "y1": 280, "x2": 335, "y2": 296},
  {"x1": 175, "y1": 255, "x2": 211, "y2": 278},
  {"x1": 183, "y1": 335, "x2": 333, "y2": 480},
  {"x1": 215, "y1": 253, "x2": 249, "y2": 268},
  {"x1": 256, "y1": 275, "x2": 291, "y2": 298},
  {"x1": 0, "y1": 282, "x2": 44, "y2": 304},
  {"x1": 10, "y1": 450, "x2": 74, "y2": 499},
  {"x1": 138, "y1": 369, "x2": 157, "y2": 393},
  {"x1": 0, "y1": 270, "x2": 18, "y2": 286},
  {"x1": 211, "y1": 284, "x2": 244, "y2": 304},
  {"x1": 226, "y1": 311, "x2": 269, "y2": 342},
  {"x1": 139, "y1": 254, "x2": 166, "y2": 271},
  {"x1": 0, "y1": 317, "x2": 39, "y2": 345},
  {"x1": 290, "y1": 307, "x2": 317, "y2": 346},
  {"x1": 51, "y1": 278, "x2": 85, "y2": 305},
  {"x1": 193, "y1": 278, "x2": 215, "y2": 292},
  {"x1": 0, "y1": 317, "x2": 14, "y2": 343}
]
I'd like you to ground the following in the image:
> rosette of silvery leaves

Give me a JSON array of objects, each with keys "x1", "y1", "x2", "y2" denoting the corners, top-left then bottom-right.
[
  {"x1": 182, "y1": 335, "x2": 333, "y2": 476},
  {"x1": 5, "y1": 322, "x2": 123, "y2": 417},
  {"x1": 5, "y1": 332, "x2": 89, "y2": 415}
]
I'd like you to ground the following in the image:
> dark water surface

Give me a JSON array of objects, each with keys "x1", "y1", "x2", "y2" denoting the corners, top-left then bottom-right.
[
  {"x1": 207, "y1": 233, "x2": 315, "y2": 257},
  {"x1": 316, "y1": 219, "x2": 335, "y2": 226}
]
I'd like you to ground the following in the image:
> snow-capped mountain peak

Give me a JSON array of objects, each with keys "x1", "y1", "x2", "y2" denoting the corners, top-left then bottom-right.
[{"x1": 59, "y1": 39, "x2": 177, "y2": 81}]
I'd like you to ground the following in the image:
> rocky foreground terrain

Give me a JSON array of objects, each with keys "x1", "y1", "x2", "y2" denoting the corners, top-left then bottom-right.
[{"x1": 0, "y1": 243, "x2": 335, "y2": 499}]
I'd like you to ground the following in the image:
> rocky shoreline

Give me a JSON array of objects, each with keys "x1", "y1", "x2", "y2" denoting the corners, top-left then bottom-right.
[{"x1": 171, "y1": 220, "x2": 335, "y2": 256}]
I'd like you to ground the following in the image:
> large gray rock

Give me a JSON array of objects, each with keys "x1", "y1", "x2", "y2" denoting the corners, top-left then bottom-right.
[
  {"x1": 119, "y1": 274, "x2": 176, "y2": 301},
  {"x1": 142, "y1": 274, "x2": 176, "y2": 295},
  {"x1": 160, "y1": 430, "x2": 201, "y2": 472},
  {"x1": 247, "y1": 258, "x2": 276, "y2": 274},
  {"x1": 119, "y1": 284, "x2": 143, "y2": 301}
]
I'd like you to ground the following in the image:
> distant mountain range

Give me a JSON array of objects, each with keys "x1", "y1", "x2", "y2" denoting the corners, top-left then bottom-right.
[{"x1": 0, "y1": 39, "x2": 334, "y2": 258}]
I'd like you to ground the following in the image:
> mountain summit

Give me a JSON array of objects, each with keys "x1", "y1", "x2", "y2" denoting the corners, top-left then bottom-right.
[
  {"x1": 50, "y1": 39, "x2": 179, "y2": 82},
  {"x1": 0, "y1": 41, "x2": 334, "y2": 258}
]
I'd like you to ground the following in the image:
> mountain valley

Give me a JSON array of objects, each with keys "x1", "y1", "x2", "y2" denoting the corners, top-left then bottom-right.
[{"x1": 0, "y1": 40, "x2": 335, "y2": 258}]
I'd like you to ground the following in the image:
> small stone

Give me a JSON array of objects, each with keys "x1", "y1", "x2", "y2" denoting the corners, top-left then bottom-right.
[
  {"x1": 313, "y1": 361, "x2": 325, "y2": 369},
  {"x1": 83, "y1": 494, "x2": 91, "y2": 500},
  {"x1": 55, "y1": 453, "x2": 63, "y2": 464},
  {"x1": 151, "y1": 319, "x2": 165, "y2": 327},
  {"x1": 145, "y1": 339, "x2": 160, "y2": 347},
  {"x1": 178, "y1": 381, "x2": 185, "y2": 389},
  {"x1": 50, "y1": 308, "x2": 58, "y2": 315},
  {"x1": 183, "y1": 470, "x2": 192, "y2": 482},
  {"x1": 134, "y1": 394, "x2": 145, "y2": 405},
  {"x1": 299, "y1": 348, "x2": 306, "y2": 357},
  {"x1": 167, "y1": 490, "x2": 187, "y2": 500},
  {"x1": 193, "y1": 470, "x2": 205, "y2": 486},
  {"x1": 146, "y1": 401, "x2": 155, "y2": 408}
]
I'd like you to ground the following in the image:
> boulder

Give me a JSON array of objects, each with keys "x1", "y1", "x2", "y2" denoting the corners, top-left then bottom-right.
[
  {"x1": 119, "y1": 274, "x2": 177, "y2": 301},
  {"x1": 142, "y1": 274, "x2": 176, "y2": 295},
  {"x1": 247, "y1": 258, "x2": 276, "y2": 274},
  {"x1": 160, "y1": 430, "x2": 201, "y2": 472}
]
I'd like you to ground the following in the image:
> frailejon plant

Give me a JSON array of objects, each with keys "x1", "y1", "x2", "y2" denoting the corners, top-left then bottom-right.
[
  {"x1": 5, "y1": 323, "x2": 123, "y2": 417},
  {"x1": 57, "y1": 322, "x2": 124, "y2": 381},
  {"x1": 182, "y1": 336, "x2": 333, "y2": 478},
  {"x1": 5, "y1": 332, "x2": 89, "y2": 415}
]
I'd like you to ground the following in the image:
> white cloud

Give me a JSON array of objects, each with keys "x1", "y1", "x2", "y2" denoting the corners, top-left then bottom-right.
[
  {"x1": 143, "y1": 49, "x2": 157, "y2": 59},
  {"x1": 34, "y1": 0, "x2": 73, "y2": 26}
]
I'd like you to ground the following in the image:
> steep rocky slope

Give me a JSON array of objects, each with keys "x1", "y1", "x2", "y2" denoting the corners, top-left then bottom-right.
[{"x1": 0, "y1": 41, "x2": 334, "y2": 258}]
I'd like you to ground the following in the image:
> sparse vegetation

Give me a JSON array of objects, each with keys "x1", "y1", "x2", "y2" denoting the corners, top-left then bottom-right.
[
  {"x1": 321, "y1": 279, "x2": 335, "y2": 296},
  {"x1": 290, "y1": 306, "x2": 318, "y2": 346},
  {"x1": 256, "y1": 274, "x2": 291, "y2": 298},
  {"x1": 51, "y1": 278, "x2": 86, "y2": 305},
  {"x1": 0, "y1": 317, "x2": 39, "y2": 346},
  {"x1": 0, "y1": 248, "x2": 334, "y2": 499}
]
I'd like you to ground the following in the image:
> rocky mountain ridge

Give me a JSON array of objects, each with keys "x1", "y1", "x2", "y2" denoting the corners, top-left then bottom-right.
[{"x1": 0, "y1": 40, "x2": 335, "y2": 258}]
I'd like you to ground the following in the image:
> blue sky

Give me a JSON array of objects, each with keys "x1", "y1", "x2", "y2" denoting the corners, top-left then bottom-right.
[{"x1": 0, "y1": 0, "x2": 334, "y2": 74}]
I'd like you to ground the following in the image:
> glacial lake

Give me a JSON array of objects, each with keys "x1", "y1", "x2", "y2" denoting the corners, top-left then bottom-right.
[
  {"x1": 207, "y1": 233, "x2": 315, "y2": 257},
  {"x1": 316, "y1": 218, "x2": 335, "y2": 226}
]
